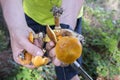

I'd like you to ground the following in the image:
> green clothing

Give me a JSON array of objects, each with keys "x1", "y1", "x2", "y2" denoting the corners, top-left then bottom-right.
[
  {"x1": 78, "y1": 6, "x2": 83, "y2": 18},
  {"x1": 23, "y1": 0, "x2": 83, "y2": 25}
]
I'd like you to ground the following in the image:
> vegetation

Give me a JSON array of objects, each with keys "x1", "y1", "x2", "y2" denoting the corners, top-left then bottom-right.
[
  {"x1": 82, "y1": 6, "x2": 120, "y2": 80},
  {"x1": 0, "y1": 0, "x2": 120, "y2": 80}
]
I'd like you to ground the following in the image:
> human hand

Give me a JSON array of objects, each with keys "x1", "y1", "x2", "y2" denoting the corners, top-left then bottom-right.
[
  {"x1": 46, "y1": 27, "x2": 83, "y2": 66},
  {"x1": 9, "y1": 26, "x2": 44, "y2": 68},
  {"x1": 46, "y1": 41, "x2": 69, "y2": 67}
]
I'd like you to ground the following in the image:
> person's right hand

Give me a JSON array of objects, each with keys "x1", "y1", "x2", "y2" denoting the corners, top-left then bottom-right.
[{"x1": 9, "y1": 26, "x2": 44, "y2": 69}]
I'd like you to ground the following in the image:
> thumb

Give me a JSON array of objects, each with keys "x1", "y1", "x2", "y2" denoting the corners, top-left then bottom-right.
[{"x1": 23, "y1": 39, "x2": 44, "y2": 56}]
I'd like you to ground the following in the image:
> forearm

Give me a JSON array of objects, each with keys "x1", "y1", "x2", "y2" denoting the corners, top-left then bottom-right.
[
  {"x1": 60, "y1": 0, "x2": 84, "y2": 30},
  {"x1": 0, "y1": 0, "x2": 28, "y2": 33}
]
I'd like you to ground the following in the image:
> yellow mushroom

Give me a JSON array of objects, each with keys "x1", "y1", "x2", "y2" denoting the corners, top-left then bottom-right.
[
  {"x1": 19, "y1": 32, "x2": 49, "y2": 67},
  {"x1": 32, "y1": 56, "x2": 49, "y2": 67},
  {"x1": 55, "y1": 36, "x2": 82, "y2": 64}
]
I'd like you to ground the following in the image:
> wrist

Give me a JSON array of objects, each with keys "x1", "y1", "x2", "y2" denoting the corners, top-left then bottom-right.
[
  {"x1": 8, "y1": 25, "x2": 31, "y2": 39},
  {"x1": 8, "y1": 24, "x2": 28, "y2": 32}
]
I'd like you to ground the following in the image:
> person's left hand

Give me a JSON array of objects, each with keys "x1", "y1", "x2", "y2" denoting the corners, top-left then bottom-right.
[{"x1": 46, "y1": 41, "x2": 69, "y2": 67}]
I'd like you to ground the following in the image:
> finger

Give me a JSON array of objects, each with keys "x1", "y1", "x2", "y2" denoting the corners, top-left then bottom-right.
[
  {"x1": 48, "y1": 48, "x2": 56, "y2": 58},
  {"x1": 22, "y1": 39, "x2": 44, "y2": 56},
  {"x1": 34, "y1": 38, "x2": 43, "y2": 48},
  {"x1": 38, "y1": 38, "x2": 44, "y2": 48},
  {"x1": 46, "y1": 41, "x2": 55, "y2": 51},
  {"x1": 52, "y1": 57, "x2": 69, "y2": 67},
  {"x1": 52, "y1": 57, "x2": 61, "y2": 66}
]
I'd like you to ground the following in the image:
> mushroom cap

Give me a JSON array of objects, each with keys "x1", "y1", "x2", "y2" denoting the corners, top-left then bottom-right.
[
  {"x1": 55, "y1": 36, "x2": 82, "y2": 64},
  {"x1": 32, "y1": 56, "x2": 49, "y2": 67}
]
